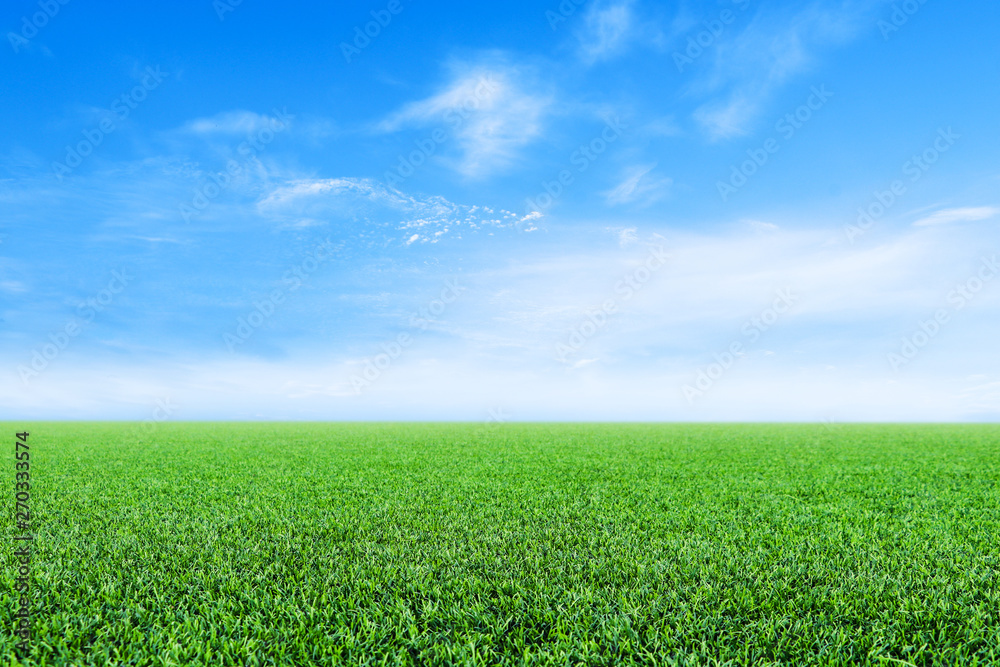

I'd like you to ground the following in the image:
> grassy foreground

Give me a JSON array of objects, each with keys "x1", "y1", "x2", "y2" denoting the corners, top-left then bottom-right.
[{"x1": 2, "y1": 423, "x2": 998, "y2": 666}]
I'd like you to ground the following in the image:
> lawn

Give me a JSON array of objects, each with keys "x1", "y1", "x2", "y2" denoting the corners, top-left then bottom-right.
[{"x1": 2, "y1": 422, "x2": 998, "y2": 665}]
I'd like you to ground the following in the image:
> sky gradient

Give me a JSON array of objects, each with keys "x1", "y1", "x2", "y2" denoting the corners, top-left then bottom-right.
[{"x1": 2, "y1": 0, "x2": 998, "y2": 421}]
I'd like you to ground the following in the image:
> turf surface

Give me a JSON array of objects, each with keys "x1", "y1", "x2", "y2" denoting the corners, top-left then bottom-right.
[{"x1": 2, "y1": 422, "x2": 999, "y2": 665}]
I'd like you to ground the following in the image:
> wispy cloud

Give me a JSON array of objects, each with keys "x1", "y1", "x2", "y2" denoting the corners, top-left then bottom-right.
[
  {"x1": 690, "y1": 1, "x2": 882, "y2": 140},
  {"x1": 576, "y1": 0, "x2": 635, "y2": 64},
  {"x1": 744, "y1": 219, "x2": 780, "y2": 234},
  {"x1": 377, "y1": 61, "x2": 552, "y2": 178},
  {"x1": 912, "y1": 206, "x2": 999, "y2": 227},
  {"x1": 642, "y1": 116, "x2": 683, "y2": 137},
  {"x1": 257, "y1": 177, "x2": 525, "y2": 243},
  {"x1": 692, "y1": 95, "x2": 758, "y2": 142},
  {"x1": 175, "y1": 109, "x2": 334, "y2": 143},
  {"x1": 0, "y1": 280, "x2": 27, "y2": 293},
  {"x1": 180, "y1": 111, "x2": 276, "y2": 135},
  {"x1": 607, "y1": 226, "x2": 638, "y2": 247},
  {"x1": 602, "y1": 163, "x2": 672, "y2": 206}
]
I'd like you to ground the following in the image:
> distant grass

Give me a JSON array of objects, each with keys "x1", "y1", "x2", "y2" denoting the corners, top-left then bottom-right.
[{"x1": 2, "y1": 422, "x2": 999, "y2": 665}]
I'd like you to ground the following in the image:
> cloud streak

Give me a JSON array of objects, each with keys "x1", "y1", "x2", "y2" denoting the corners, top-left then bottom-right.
[
  {"x1": 912, "y1": 206, "x2": 999, "y2": 227},
  {"x1": 256, "y1": 176, "x2": 525, "y2": 243},
  {"x1": 602, "y1": 163, "x2": 672, "y2": 206}
]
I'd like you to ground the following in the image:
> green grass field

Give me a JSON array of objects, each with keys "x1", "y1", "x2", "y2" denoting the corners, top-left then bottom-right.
[{"x1": 2, "y1": 423, "x2": 999, "y2": 665}]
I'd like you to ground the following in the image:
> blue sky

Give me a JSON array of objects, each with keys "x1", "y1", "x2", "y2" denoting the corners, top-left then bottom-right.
[{"x1": 2, "y1": 0, "x2": 998, "y2": 421}]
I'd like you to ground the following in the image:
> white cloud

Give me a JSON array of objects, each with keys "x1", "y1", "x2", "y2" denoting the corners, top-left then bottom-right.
[
  {"x1": 175, "y1": 110, "x2": 332, "y2": 145},
  {"x1": 519, "y1": 210, "x2": 543, "y2": 224},
  {"x1": 607, "y1": 226, "x2": 638, "y2": 247},
  {"x1": 912, "y1": 206, "x2": 999, "y2": 227},
  {"x1": 257, "y1": 177, "x2": 391, "y2": 210},
  {"x1": 692, "y1": 95, "x2": 758, "y2": 141},
  {"x1": 377, "y1": 62, "x2": 551, "y2": 178},
  {"x1": 0, "y1": 280, "x2": 27, "y2": 293},
  {"x1": 744, "y1": 219, "x2": 780, "y2": 233},
  {"x1": 180, "y1": 110, "x2": 275, "y2": 135},
  {"x1": 602, "y1": 164, "x2": 672, "y2": 205},
  {"x1": 576, "y1": 1, "x2": 635, "y2": 64},
  {"x1": 3, "y1": 224, "x2": 997, "y2": 421},
  {"x1": 642, "y1": 116, "x2": 683, "y2": 137},
  {"x1": 256, "y1": 177, "x2": 524, "y2": 242},
  {"x1": 444, "y1": 224, "x2": 996, "y2": 368}
]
